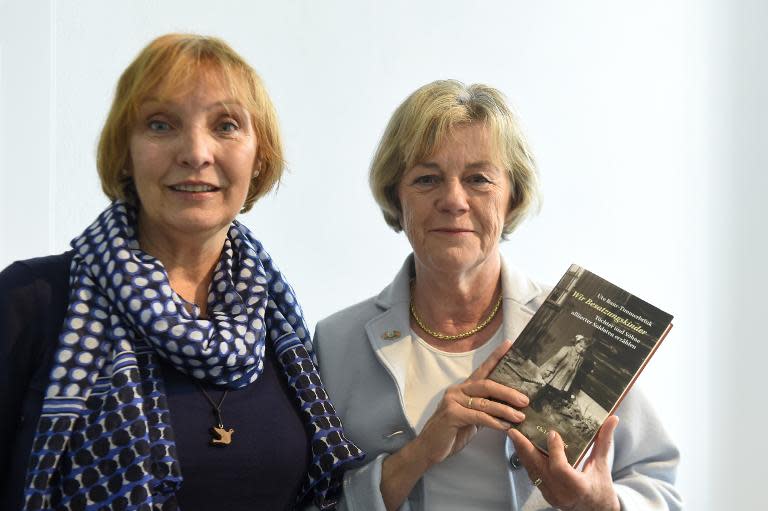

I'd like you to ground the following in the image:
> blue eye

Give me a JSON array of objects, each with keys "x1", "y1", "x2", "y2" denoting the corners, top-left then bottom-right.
[
  {"x1": 148, "y1": 120, "x2": 171, "y2": 132},
  {"x1": 218, "y1": 121, "x2": 239, "y2": 133}
]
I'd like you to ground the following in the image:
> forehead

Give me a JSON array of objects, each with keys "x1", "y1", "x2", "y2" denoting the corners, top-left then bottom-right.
[
  {"x1": 147, "y1": 65, "x2": 247, "y2": 105},
  {"x1": 420, "y1": 123, "x2": 502, "y2": 165}
]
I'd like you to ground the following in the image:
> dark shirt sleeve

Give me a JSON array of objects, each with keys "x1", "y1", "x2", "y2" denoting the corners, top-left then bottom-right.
[{"x1": 0, "y1": 255, "x2": 72, "y2": 509}]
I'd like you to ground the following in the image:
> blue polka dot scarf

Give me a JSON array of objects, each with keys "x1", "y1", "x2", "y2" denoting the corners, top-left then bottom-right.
[{"x1": 23, "y1": 202, "x2": 363, "y2": 510}]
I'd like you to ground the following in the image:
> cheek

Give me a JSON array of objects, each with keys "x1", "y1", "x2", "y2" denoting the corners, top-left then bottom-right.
[
  {"x1": 398, "y1": 193, "x2": 423, "y2": 237},
  {"x1": 399, "y1": 202, "x2": 412, "y2": 231},
  {"x1": 128, "y1": 141, "x2": 163, "y2": 181},
  {"x1": 231, "y1": 147, "x2": 258, "y2": 188},
  {"x1": 484, "y1": 194, "x2": 509, "y2": 234},
  {"x1": 233, "y1": 165, "x2": 256, "y2": 202}
]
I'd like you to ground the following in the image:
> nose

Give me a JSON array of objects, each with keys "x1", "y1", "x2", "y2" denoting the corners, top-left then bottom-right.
[
  {"x1": 437, "y1": 178, "x2": 470, "y2": 214},
  {"x1": 176, "y1": 126, "x2": 214, "y2": 170}
]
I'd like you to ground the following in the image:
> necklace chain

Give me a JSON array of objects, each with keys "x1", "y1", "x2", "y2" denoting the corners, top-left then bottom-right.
[
  {"x1": 195, "y1": 382, "x2": 229, "y2": 428},
  {"x1": 409, "y1": 285, "x2": 503, "y2": 341}
]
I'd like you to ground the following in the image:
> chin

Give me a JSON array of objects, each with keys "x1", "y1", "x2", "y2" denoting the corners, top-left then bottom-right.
[
  {"x1": 423, "y1": 249, "x2": 480, "y2": 273},
  {"x1": 165, "y1": 213, "x2": 233, "y2": 237}
]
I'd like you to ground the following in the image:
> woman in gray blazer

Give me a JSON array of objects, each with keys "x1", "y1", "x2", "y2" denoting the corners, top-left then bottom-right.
[{"x1": 314, "y1": 80, "x2": 681, "y2": 511}]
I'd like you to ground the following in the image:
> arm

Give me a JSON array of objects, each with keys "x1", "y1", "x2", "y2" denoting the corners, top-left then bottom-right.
[
  {"x1": 312, "y1": 324, "x2": 414, "y2": 511},
  {"x1": 509, "y1": 388, "x2": 682, "y2": 511},
  {"x1": 379, "y1": 341, "x2": 525, "y2": 510},
  {"x1": 0, "y1": 261, "x2": 53, "y2": 507},
  {"x1": 316, "y1": 334, "x2": 527, "y2": 511},
  {"x1": 311, "y1": 325, "x2": 395, "y2": 511},
  {"x1": 313, "y1": 323, "x2": 529, "y2": 511},
  {"x1": 0, "y1": 263, "x2": 37, "y2": 488},
  {"x1": 0, "y1": 255, "x2": 71, "y2": 510},
  {"x1": 610, "y1": 389, "x2": 682, "y2": 510}
]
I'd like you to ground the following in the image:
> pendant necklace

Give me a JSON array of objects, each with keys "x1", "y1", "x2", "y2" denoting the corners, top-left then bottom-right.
[{"x1": 195, "y1": 382, "x2": 234, "y2": 446}]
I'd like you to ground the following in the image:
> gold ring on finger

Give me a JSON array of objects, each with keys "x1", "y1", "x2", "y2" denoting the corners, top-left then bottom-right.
[
  {"x1": 532, "y1": 477, "x2": 543, "y2": 487},
  {"x1": 467, "y1": 396, "x2": 474, "y2": 409}
]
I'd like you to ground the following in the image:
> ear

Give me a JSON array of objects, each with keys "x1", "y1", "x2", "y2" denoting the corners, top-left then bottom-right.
[
  {"x1": 252, "y1": 157, "x2": 263, "y2": 178},
  {"x1": 122, "y1": 155, "x2": 133, "y2": 177}
]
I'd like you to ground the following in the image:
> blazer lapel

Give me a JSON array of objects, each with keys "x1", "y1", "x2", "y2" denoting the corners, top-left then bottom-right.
[
  {"x1": 364, "y1": 256, "x2": 415, "y2": 409},
  {"x1": 501, "y1": 257, "x2": 544, "y2": 345}
]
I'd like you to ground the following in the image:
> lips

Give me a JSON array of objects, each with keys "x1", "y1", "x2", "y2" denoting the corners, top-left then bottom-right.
[
  {"x1": 431, "y1": 228, "x2": 474, "y2": 233},
  {"x1": 168, "y1": 182, "x2": 220, "y2": 192}
]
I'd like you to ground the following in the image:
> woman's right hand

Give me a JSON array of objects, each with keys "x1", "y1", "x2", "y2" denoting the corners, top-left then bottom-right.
[
  {"x1": 415, "y1": 339, "x2": 529, "y2": 464},
  {"x1": 380, "y1": 339, "x2": 529, "y2": 510}
]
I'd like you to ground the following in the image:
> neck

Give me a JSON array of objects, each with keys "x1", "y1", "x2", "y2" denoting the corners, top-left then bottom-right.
[
  {"x1": 411, "y1": 254, "x2": 503, "y2": 349},
  {"x1": 138, "y1": 224, "x2": 228, "y2": 317}
]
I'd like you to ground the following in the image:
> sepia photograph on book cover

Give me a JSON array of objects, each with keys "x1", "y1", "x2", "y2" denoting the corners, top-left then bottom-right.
[{"x1": 490, "y1": 264, "x2": 674, "y2": 466}]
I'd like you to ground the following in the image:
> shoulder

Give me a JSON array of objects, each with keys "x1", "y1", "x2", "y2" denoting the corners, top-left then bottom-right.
[
  {"x1": 500, "y1": 257, "x2": 550, "y2": 309},
  {"x1": 612, "y1": 385, "x2": 678, "y2": 460},
  {"x1": 0, "y1": 252, "x2": 74, "y2": 291},
  {"x1": 614, "y1": 386, "x2": 665, "y2": 431},
  {"x1": 610, "y1": 386, "x2": 680, "y2": 495},
  {"x1": 314, "y1": 295, "x2": 382, "y2": 347},
  {"x1": 0, "y1": 251, "x2": 74, "y2": 311},
  {"x1": 0, "y1": 251, "x2": 75, "y2": 364}
]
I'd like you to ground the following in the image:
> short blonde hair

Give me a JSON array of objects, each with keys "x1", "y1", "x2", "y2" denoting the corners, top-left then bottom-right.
[
  {"x1": 97, "y1": 33, "x2": 283, "y2": 212},
  {"x1": 370, "y1": 80, "x2": 539, "y2": 235}
]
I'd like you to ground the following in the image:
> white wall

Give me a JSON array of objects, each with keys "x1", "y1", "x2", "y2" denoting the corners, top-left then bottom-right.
[{"x1": 2, "y1": 1, "x2": 766, "y2": 508}]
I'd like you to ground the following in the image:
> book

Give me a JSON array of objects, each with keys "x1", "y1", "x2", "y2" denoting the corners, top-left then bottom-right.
[{"x1": 489, "y1": 264, "x2": 673, "y2": 466}]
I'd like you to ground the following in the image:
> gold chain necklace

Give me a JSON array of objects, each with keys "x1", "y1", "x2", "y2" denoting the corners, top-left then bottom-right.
[{"x1": 409, "y1": 286, "x2": 503, "y2": 341}]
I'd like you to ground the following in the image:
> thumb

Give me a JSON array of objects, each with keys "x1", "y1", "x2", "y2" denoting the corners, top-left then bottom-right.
[{"x1": 590, "y1": 415, "x2": 619, "y2": 463}]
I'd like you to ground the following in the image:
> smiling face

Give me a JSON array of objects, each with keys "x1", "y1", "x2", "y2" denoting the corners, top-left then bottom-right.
[
  {"x1": 128, "y1": 71, "x2": 258, "y2": 246},
  {"x1": 398, "y1": 123, "x2": 511, "y2": 278}
]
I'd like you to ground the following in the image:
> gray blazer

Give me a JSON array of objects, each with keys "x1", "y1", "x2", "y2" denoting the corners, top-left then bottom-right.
[{"x1": 314, "y1": 256, "x2": 682, "y2": 510}]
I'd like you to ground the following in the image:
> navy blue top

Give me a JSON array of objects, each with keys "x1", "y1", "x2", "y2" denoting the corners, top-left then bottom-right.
[{"x1": 0, "y1": 252, "x2": 311, "y2": 510}]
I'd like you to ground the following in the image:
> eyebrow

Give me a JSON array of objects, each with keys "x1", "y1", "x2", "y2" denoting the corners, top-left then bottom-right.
[
  {"x1": 414, "y1": 160, "x2": 497, "y2": 171},
  {"x1": 415, "y1": 162, "x2": 442, "y2": 171},
  {"x1": 140, "y1": 98, "x2": 246, "y2": 112},
  {"x1": 465, "y1": 161, "x2": 496, "y2": 170}
]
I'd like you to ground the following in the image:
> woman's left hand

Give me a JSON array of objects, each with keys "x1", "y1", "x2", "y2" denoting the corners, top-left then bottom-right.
[{"x1": 508, "y1": 415, "x2": 621, "y2": 511}]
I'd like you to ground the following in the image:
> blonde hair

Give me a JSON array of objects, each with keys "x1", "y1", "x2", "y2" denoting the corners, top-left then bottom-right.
[
  {"x1": 370, "y1": 79, "x2": 539, "y2": 235},
  {"x1": 97, "y1": 33, "x2": 283, "y2": 212}
]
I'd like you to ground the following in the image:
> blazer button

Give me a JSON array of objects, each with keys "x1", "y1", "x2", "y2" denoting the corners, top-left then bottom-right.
[{"x1": 509, "y1": 454, "x2": 522, "y2": 469}]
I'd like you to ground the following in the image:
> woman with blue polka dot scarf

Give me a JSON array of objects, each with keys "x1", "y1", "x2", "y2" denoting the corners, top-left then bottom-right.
[{"x1": 0, "y1": 34, "x2": 361, "y2": 511}]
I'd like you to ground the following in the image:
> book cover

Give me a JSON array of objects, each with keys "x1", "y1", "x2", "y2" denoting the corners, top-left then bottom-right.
[{"x1": 489, "y1": 264, "x2": 673, "y2": 466}]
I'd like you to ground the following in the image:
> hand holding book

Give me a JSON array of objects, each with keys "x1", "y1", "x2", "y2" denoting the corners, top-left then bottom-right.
[
  {"x1": 380, "y1": 339, "x2": 529, "y2": 511},
  {"x1": 509, "y1": 417, "x2": 621, "y2": 511},
  {"x1": 489, "y1": 264, "x2": 673, "y2": 467}
]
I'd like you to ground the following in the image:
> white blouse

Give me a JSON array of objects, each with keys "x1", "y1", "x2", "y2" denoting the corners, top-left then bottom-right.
[{"x1": 404, "y1": 326, "x2": 511, "y2": 510}]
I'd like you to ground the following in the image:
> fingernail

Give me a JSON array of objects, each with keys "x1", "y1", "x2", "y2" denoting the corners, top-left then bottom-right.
[
  {"x1": 516, "y1": 412, "x2": 525, "y2": 422},
  {"x1": 499, "y1": 420, "x2": 512, "y2": 429},
  {"x1": 549, "y1": 430, "x2": 557, "y2": 441},
  {"x1": 520, "y1": 396, "x2": 529, "y2": 406}
]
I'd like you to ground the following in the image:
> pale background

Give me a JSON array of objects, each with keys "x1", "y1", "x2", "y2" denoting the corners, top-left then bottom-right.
[{"x1": 1, "y1": 1, "x2": 766, "y2": 509}]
